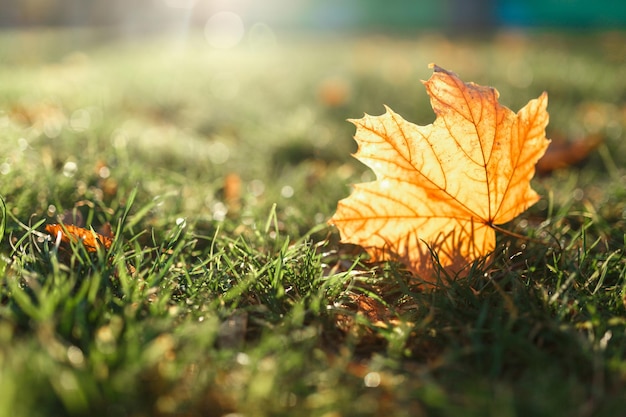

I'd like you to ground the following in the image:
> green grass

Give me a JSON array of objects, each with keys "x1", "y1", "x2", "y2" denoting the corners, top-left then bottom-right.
[{"x1": 1, "y1": 28, "x2": 626, "y2": 416}]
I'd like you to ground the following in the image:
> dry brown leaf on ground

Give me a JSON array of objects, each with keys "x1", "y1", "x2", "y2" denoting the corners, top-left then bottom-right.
[
  {"x1": 329, "y1": 64, "x2": 550, "y2": 285},
  {"x1": 45, "y1": 223, "x2": 113, "y2": 252},
  {"x1": 45, "y1": 222, "x2": 138, "y2": 276},
  {"x1": 536, "y1": 133, "x2": 602, "y2": 175}
]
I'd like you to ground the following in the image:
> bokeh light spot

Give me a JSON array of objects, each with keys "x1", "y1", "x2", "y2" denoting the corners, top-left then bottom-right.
[
  {"x1": 44, "y1": 117, "x2": 64, "y2": 138},
  {"x1": 248, "y1": 179, "x2": 265, "y2": 197},
  {"x1": 236, "y1": 352, "x2": 250, "y2": 365},
  {"x1": 211, "y1": 201, "x2": 228, "y2": 221},
  {"x1": 111, "y1": 129, "x2": 128, "y2": 149},
  {"x1": 63, "y1": 161, "x2": 78, "y2": 177},
  {"x1": 69, "y1": 108, "x2": 92, "y2": 132},
  {"x1": 18, "y1": 138, "x2": 29, "y2": 151},
  {"x1": 59, "y1": 370, "x2": 78, "y2": 391},
  {"x1": 67, "y1": 346, "x2": 85, "y2": 367},
  {"x1": 207, "y1": 141, "x2": 230, "y2": 164},
  {"x1": 205, "y1": 11, "x2": 245, "y2": 49},
  {"x1": 573, "y1": 188, "x2": 584, "y2": 201},
  {"x1": 98, "y1": 165, "x2": 111, "y2": 179},
  {"x1": 281, "y1": 185, "x2": 294, "y2": 198},
  {"x1": 364, "y1": 372, "x2": 381, "y2": 388},
  {"x1": 248, "y1": 23, "x2": 276, "y2": 50}
]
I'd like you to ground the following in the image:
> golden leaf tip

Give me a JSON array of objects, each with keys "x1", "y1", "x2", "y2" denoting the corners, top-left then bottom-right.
[{"x1": 429, "y1": 63, "x2": 456, "y2": 76}]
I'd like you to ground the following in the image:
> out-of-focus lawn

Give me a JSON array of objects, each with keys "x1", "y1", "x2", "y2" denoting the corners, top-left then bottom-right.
[{"x1": 0, "y1": 28, "x2": 626, "y2": 416}]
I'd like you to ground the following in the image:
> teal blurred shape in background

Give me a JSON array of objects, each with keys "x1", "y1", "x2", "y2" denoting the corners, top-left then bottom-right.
[
  {"x1": 0, "y1": 0, "x2": 625, "y2": 30},
  {"x1": 497, "y1": 0, "x2": 626, "y2": 28}
]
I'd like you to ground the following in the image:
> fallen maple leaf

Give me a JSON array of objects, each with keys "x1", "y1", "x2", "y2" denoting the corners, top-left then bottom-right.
[
  {"x1": 329, "y1": 64, "x2": 550, "y2": 283},
  {"x1": 46, "y1": 223, "x2": 113, "y2": 252}
]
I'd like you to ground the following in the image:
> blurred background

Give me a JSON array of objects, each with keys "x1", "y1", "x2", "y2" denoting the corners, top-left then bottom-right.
[
  {"x1": 1, "y1": 0, "x2": 626, "y2": 31},
  {"x1": 1, "y1": 0, "x2": 625, "y2": 225}
]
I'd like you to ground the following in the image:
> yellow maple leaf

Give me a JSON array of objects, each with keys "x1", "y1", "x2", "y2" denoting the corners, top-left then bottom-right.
[{"x1": 329, "y1": 64, "x2": 550, "y2": 283}]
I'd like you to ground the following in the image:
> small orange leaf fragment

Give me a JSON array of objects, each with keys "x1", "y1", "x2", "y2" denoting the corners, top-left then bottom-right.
[
  {"x1": 46, "y1": 224, "x2": 113, "y2": 252},
  {"x1": 329, "y1": 64, "x2": 550, "y2": 283}
]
